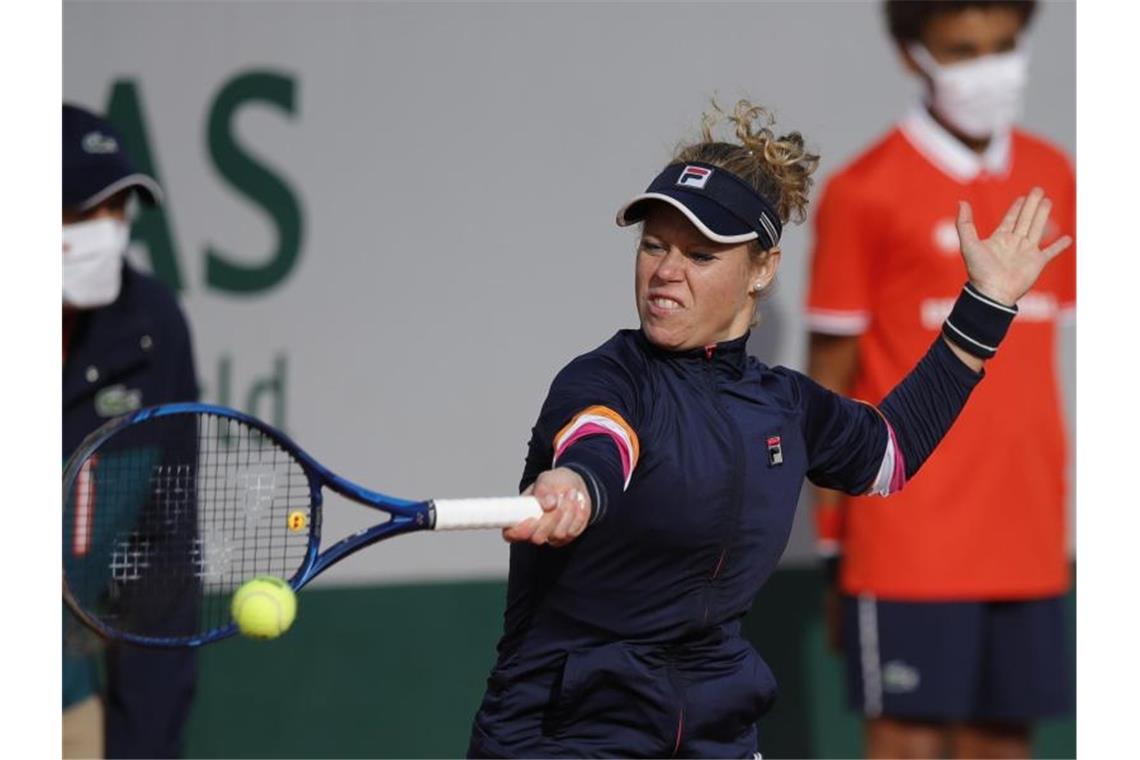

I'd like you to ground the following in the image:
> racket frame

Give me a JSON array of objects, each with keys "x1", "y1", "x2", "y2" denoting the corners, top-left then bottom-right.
[{"x1": 63, "y1": 402, "x2": 440, "y2": 647}]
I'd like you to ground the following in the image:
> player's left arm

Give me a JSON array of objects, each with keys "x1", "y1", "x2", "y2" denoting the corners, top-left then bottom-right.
[{"x1": 805, "y1": 189, "x2": 1071, "y2": 493}]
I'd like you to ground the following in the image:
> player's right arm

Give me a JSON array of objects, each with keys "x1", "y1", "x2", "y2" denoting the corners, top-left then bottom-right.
[{"x1": 505, "y1": 349, "x2": 642, "y2": 548}]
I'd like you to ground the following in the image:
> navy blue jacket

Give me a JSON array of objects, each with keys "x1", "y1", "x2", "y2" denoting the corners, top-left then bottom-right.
[
  {"x1": 469, "y1": 329, "x2": 980, "y2": 757},
  {"x1": 63, "y1": 264, "x2": 199, "y2": 758}
]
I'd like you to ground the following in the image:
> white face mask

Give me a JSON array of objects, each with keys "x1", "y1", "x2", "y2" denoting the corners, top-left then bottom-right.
[
  {"x1": 63, "y1": 217, "x2": 130, "y2": 309},
  {"x1": 908, "y1": 43, "x2": 1029, "y2": 140}
]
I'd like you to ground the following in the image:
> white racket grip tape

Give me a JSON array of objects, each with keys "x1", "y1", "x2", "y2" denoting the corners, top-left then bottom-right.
[{"x1": 430, "y1": 496, "x2": 544, "y2": 531}]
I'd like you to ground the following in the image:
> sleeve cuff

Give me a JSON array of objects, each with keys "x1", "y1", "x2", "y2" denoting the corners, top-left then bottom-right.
[
  {"x1": 560, "y1": 462, "x2": 607, "y2": 526},
  {"x1": 554, "y1": 434, "x2": 627, "y2": 526}
]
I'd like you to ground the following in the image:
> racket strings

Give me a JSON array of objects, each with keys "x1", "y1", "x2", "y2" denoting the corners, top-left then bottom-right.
[{"x1": 64, "y1": 412, "x2": 313, "y2": 641}]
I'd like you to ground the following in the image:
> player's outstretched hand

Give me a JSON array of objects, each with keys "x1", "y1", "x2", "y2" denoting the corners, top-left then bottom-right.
[
  {"x1": 956, "y1": 186, "x2": 1072, "y2": 307},
  {"x1": 502, "y1": 467, "x2": 592, "y2": 547}
]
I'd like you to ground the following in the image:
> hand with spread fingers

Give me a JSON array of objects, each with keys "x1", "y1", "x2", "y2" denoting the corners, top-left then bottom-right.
[
  {"x1": 503, "y1": 467, "x2": 592, "y2": 547},
  {"x1": 956, "y1": 186, "x2": 1073, "y2": 307}
]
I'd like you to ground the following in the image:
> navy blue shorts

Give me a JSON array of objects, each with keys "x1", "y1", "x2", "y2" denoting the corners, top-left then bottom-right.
[{"x1": 841, "y1": 594, "x2": 1074, "y2": 723}]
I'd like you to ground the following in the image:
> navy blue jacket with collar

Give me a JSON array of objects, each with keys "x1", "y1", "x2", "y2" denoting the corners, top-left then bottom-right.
[
  {"x1": 469, "y1": 328, "x2": 980, "y2": 758},
  {"x1": 63, "y1": 263, "x2": 199, "y2": 759}
]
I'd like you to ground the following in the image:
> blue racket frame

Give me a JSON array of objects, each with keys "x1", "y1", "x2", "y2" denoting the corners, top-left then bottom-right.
[{"x1": 63, "y1": 402, "x2": 437, "y2": 647}]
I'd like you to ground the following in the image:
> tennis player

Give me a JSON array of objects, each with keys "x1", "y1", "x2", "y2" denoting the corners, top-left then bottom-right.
[
  {"x1": 807, "y1": 2, "x2": 1074, "y2": 756},
  {"x1": 467, "y1": 99, "x2": 1069, "y2": 758}
]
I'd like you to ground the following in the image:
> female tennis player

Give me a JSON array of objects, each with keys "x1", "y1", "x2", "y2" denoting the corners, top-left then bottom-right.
[{"x1": 467, "y1": 100, "x2": 1070, "y2": 758}]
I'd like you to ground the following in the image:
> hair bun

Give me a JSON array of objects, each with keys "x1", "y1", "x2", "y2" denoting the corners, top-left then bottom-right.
[{"x1": 677, "y1": 98, "x2": 820, "y2": 226}]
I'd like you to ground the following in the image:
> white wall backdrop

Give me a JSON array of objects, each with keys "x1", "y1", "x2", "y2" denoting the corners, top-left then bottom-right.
[{"x1": 64, "y1": 0, "x2": 1075, "y2": 584}]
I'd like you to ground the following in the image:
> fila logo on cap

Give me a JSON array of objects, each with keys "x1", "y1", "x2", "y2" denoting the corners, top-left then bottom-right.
[
  {"x1": 677, "y1": 165, "x2": 712, "y2": 189},
  {"x1": 82, "y1": 131, "x2": 119, "y2": 155}
]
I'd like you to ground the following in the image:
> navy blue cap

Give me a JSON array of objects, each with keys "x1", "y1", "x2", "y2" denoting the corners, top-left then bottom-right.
[
  {"x1": 615, "y1": 162, "x2": 782, "y2": 249},
  {"x1": 63, "y1": 103, "x2": 163, "y2": 210}
]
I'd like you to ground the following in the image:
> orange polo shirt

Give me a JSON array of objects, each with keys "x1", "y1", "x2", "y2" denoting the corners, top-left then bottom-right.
[{"x1": 806, "y1": 108, "x2": 1075, "y2": 600}]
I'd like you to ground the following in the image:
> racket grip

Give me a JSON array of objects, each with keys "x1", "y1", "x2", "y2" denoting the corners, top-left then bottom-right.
[{"x1": 430, "y1": 497, "x2": 543, "y2": 531}]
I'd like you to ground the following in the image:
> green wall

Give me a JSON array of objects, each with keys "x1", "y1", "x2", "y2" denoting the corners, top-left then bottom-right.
[{"x1": 186, "y1": 568, "x2": 1075, "y2": 758}]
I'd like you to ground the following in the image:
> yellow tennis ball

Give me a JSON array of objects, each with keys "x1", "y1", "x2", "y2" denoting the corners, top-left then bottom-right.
[{"x1": 231, "y1": 576, "x2": 297, "y2": 639}]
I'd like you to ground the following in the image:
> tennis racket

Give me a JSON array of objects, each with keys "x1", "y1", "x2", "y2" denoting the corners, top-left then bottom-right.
[{"x1": 62, "y1": 402, "x2": 541, "y2": 648}]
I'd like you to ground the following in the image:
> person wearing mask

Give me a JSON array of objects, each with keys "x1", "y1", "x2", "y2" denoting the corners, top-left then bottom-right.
[
  {"x1": 806, "y1": 3, "x2": 1075, "y2": 757},
  {"x1": 63, "y1": 103, "x2": 200, "y2": 759}
]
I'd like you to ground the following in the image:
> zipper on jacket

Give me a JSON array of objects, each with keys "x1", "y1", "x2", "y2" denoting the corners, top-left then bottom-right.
[{"x1": 699, "y1": 347, "x2": 747, "y2": 628}]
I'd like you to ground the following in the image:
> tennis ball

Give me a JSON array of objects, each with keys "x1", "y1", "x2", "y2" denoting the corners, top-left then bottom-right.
[{"x1": 231, "y1": 576, "x2": 297, "y2": 639}]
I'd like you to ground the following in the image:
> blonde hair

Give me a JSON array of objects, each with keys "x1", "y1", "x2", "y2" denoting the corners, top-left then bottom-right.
[
  {"x1": 674, "y1": 98, "x2": 820, "y2": 229},
  {"x1": 667, "y1": 98, "x2": 820, "y2": 327}
]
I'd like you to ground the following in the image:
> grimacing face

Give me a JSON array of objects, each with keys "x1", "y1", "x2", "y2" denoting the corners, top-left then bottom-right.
[{"x1": 635, "y1": 203, "x2": 779, "y2": 352}]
